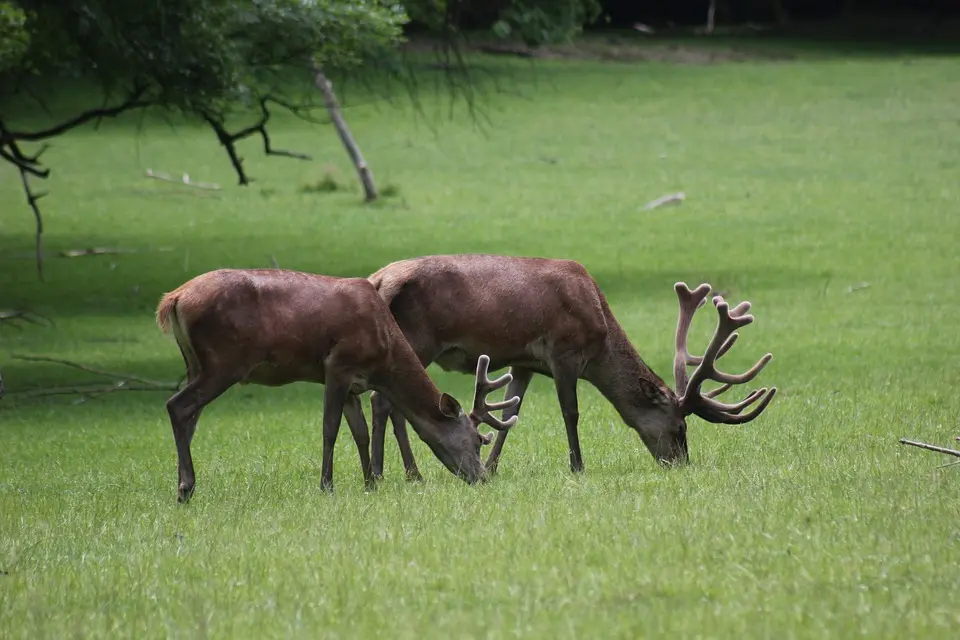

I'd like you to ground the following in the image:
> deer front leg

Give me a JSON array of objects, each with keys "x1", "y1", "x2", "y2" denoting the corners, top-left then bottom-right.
[
  {"x1": 342, "y1": 393, "x2": 375, "y2": 490},
  {"x1": 371, "y1": 391, "x2": 422, "y2": 482},
  {"x1": 321, "y1": 378, "x2": 350, "y2": 492},
  {"x1": 390, "y1": 409, "x2": 423, "y2": 482},
  {"x1": 485, "y1": 367, "x2": 534, "y2": 474},
  {"x1": 551, "y1": 365, "x2": 583, "y2": 473},
  {"x1": 165, "y1": 373, "x2": 237, "y2": 503}
]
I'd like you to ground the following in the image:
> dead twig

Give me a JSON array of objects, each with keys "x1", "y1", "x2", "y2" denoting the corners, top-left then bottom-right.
[
  {"x1": 899, "y1": 438, "x2": 960, "y2": 458},
  {"x1": 642, "y1": 192, "x2": 686, "y2": 211},
  {"x1": 846, "y1": 282, "x2": 871, "y2": 294},
  {"x1": 12, "y1": 381, "x2": 177, "y2": 402}
]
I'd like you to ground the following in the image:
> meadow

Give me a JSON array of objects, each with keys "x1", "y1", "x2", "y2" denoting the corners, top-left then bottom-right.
[{"x1": 1, "y1": 35, "x2": 959, "y2": 638}]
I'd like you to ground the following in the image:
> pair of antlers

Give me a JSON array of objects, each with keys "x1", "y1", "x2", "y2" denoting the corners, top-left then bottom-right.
[{"x1": 673, "y1": 282, "x2": 777, "y2": 424}]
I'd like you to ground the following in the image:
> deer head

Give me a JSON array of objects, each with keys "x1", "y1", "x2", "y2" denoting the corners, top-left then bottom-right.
[{"x1": 428, "y1": 355, "x2": 519, "y2": 482}]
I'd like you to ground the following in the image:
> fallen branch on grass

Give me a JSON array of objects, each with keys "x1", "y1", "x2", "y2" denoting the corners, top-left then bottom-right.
[
  {"x1": 642, "y1": 192, "x2": 686, "y2": 211},
  {"x1": 145, "y1": 169, "x2": 221, "y2": 190},
  {"x1": 9, "y1": 354, "x2": 182, "y2": 402},
  {"x1": 0, "y1": 309, "x2": 53, "y2": 327},
  {"x1": 898, "y1": 437, "x2": 960, "y2": 458},
  {"x1": 60, "y1": 247, "x2": 174, "y2": 258}
]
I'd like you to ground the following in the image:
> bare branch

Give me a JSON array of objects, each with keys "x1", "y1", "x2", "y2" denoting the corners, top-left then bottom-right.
[
  {"x1": 314, "y1": 68, "x2": 377, "y2": 201},
  {"x1": 0, "y1": 309, "x2": 53, "y2": 327},
  {"x1": 203, "y1": 97, "x2": 312, "y2": 185},
  {"x1": 257, "y1": 99, "x2": 312, "y2": 160},
  {"x1": 4, "y1": 85, "x2": 151, "y2": 142},
  {"x1": 12, "y1": 355, "x2": 174, "y2": 388},
  {"x1": 899, "y1": 438, "x2": 960, "y2": 458},
  {"x1": 11, "y1": 148, "x2": 48, "y2": 281},
  {"x1": 203, "y1": 112, "x2": 251, "y2": 185}
]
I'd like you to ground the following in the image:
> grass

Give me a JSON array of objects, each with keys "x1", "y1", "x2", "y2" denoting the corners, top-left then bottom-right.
[{"x1": 2, "y1": 39, "x2": 960, "y2": 638}]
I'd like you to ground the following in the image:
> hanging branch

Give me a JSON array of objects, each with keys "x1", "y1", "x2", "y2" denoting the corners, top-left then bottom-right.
[
  {"x1": 0, "y1": 83, "x2": 152, "y2": 281},
  {"x1": 203, "y1": 97, "x2": 313, "y2": 185}
]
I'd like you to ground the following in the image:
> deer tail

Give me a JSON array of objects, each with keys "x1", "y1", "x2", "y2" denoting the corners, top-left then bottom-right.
[{"x1": 156, "y1": 290, "x2": 180, "y2": 335}]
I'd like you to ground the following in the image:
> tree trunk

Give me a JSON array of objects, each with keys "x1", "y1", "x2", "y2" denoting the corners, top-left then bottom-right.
[
  {"x1": 313, "y1": 68, "x2": 378, "y2": 202},
  {"x1": 706, "y1": 0, "x2": 717, "y2": 34}
]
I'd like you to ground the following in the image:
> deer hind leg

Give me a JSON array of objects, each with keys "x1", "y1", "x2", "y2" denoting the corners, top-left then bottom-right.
[
  {"x1": 550, "y1": 362, "x2": 583, "y2": 473},
  {"x1": 165, "y1": 372, "x2": 239, "y2": 503},
  {"x1": 485, "y1": 366, "x2": 534, "y2": 474},
  {"x1": 342, "y1": 393, "x2": 375, "y2": 490}
]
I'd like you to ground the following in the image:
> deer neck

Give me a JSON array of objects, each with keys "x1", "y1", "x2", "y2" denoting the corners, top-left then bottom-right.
[
  {"x1": 372, "y1": 355, "x2": 449, "y2": 433},
  {"x1": 587, "y1": 324, "x2": 679, "y2": 429}
]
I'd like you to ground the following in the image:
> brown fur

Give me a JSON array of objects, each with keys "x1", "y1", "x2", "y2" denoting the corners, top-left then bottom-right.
[
  {"x1": 367, "y1": 254, "x2": 688, "y2": 476},
  {"x1": 156, "y1": 268, "x2": 508, "y2": 503}
]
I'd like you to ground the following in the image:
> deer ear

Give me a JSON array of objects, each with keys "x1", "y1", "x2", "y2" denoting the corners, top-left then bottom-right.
[
  {"x1": 479, "y1": 431, "x2": 494, "y2": 445},
  {"x1": 438, "y1": 393, "x2": 463, "y2": 418}
]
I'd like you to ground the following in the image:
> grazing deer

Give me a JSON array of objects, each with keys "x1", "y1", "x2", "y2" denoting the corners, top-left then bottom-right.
[
  {"x1": 366, "y1": 255, "x2": 776, "y2": 478},
  {"x1": 155, "y1": 268, "x2": 519, "y2": 502}
]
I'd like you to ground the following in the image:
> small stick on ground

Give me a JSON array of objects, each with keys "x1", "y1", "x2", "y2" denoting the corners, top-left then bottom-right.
[
  {"x1": 146, "y1": 169, "x2": 220, "y2": 190},
  {"x1": 642, "y1": 192, "x2": 685, "y2": 211},
  {"x1": 60, "y1": 247, "x2": 175, "y2": 258},
  {"x1": 898, "y1": 438, "x2": 960, "y2": 458}
]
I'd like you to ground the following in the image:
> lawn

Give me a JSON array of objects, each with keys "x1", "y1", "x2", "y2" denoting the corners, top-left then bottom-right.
[{"x1": 1, "y1": 37, "x2": 960, "y2": 638}]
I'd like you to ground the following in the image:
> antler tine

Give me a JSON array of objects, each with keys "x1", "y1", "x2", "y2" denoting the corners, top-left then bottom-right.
[
  {"x1": 673, "y1": 282, "x2": 712, "y2": 395},
  {"x1": 471, "y1": 355, "x2": 520, "y2": 431},
  {"x1": 704, "y1": 382, "x2": 732, "y2": 398},
  {"x1": 700, "y1": 387, "x2": 767, "y2": 415},
  {"x1": 698, "y1": 388, "x2": 778, "y2": 425},
  {"x1": 680, "y1": 295, "x2": 775, "y2": 424}
]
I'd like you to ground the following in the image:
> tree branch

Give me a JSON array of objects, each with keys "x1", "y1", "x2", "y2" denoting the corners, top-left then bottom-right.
[
  {"x1": 203, "y1": 112, "x2": 252, "y2": 185},
  {"x1": 204, "y1": 97, "x2": 312, "y2": 185},
  {"x1": 258, "y1": 99, "x2": 312, "y2": 160},
  {"x1": 4, "y1": 85, "x2": 151, "y2": 142},
  {"x1": 0, "y1": 83, "x2": 152, "y2": 281},
  {"x1": 2, "y1": 139, "x2": 51, "y2": 280}
]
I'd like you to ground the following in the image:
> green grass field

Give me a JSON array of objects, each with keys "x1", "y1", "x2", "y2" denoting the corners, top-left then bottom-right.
[{"x1": 2, "y1": 38, "x2": 960, "y2": 638}]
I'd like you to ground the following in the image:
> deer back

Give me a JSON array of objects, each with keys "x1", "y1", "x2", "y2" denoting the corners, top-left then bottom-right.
[{"x1": 368, "y1": 254, "x2": 610, "y2": 369}]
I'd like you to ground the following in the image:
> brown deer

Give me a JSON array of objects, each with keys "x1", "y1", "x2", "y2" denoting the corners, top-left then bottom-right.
[
  {"x1": 155, "y1": 268, "x2": 519, "y2": 502},
  {"x1": 366, "y1": 255, "x2": 776, "y2": 479}
]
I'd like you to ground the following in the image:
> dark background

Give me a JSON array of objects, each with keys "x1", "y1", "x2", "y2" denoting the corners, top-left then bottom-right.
[{"x1": 452, "y1": 0, "x2": 959, "y2": 31}]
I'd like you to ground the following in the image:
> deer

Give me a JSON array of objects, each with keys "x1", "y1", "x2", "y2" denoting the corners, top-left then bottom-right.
[
  {"x1": 155, "y1": 268, "x2": 519, "y2": 503},
  {"x1": 365, "y1": 254, "x2": 777, "y2": 480}
]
